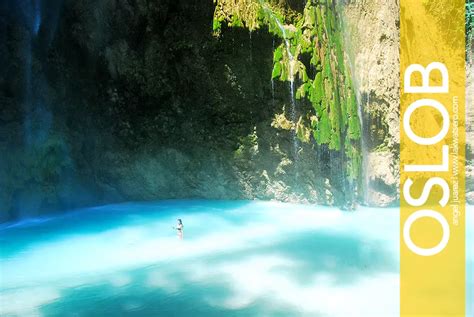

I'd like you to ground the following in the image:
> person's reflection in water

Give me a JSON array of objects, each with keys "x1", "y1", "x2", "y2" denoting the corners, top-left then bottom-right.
[{"x1": 173, "y1": 219, "x2": 184, "y2": 240}]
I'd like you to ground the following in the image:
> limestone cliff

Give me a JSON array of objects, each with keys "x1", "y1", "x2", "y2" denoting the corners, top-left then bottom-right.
[
  {"x1": 0, "y1": 0, "x2": 355, "y2": 221},
  {"x1": 1, "y1": 0, "x2": 471, "y2": 222},
  {"x1": 341, "y1": 0, "x2": 400, "y2": 206},
  {"x1": 341, "y1": 0, "x2": 473, "y2": 206}
]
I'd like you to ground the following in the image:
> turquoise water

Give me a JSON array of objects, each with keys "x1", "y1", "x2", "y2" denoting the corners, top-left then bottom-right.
[{"x1": 0, "y1": 201, "x2": 472, "y2": 317}]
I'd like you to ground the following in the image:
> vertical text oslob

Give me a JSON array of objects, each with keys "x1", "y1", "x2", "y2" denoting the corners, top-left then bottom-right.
[{"x1": 402, "y1": 62, "x2": 451, "y2": 257}]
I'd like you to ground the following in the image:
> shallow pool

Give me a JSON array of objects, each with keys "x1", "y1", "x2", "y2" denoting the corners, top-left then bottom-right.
[{"x1": 0, "y1": 201, "x2": 472, "y2": 316}]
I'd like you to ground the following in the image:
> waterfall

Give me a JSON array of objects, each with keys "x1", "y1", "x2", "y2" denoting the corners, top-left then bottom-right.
[
  {"x1": 272, "y1": 16, "x2": 296, "y2": 104},
  {"x1": 356, "y1": 83, "x2": 369, "y2": 205},
  {"x1": 12, "y1": 0, "x2": 77, "y2": 218},
  {"x1": 271, "y1": 38, "x2": 275, "y2": 107},
  {"x1": 338, "y1": 4, "x2": 369, "y2": 205},
  {"x1": 22, "y1": 0, "x2": 65, "y2": 147},
  {"x1": 23, "y1": 0, "x2": 40, "y2": 146},
  {"x1": 249, "y1": 31, "x2": 253, "y2": 63},
  {"x1": 262, "y1": 4, "x2": 299, "y2": 160},
  {"x1": 32, "y1": 0, "x2": 41, "y2": 35},
  {"x1": 23, "y1": 32, "x2": 33, "y2": 146},
  {"x1": 22, "y1": 0, "x2": 54, "y2": 147}
]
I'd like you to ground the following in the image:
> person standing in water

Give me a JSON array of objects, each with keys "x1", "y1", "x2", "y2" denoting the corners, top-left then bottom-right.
[{"x1": 173, "y1": 219, "x2": 183, "y2": 239}]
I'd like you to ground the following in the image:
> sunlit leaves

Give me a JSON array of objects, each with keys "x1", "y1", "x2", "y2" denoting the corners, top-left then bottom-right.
[
  {"x1": 213, "y1": 0, "x2": 261, "y2": 32},
  {"x1": 272, "y1": 62, "x2": 281, "y2": 79},
  {"x1": 213, "y1": 0, "x2": 362, "y2": 180},
  {"x1": 273, "y1": 46, "x2": 283, "y2": 62}
]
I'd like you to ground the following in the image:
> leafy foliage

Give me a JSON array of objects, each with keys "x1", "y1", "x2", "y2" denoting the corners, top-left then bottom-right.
[
  {"x1": 213, "y1": 0, "x2": 361, "y2": 179},
  {"x1": 467, "y1": 1, "x2": 474, "y2": 62}
]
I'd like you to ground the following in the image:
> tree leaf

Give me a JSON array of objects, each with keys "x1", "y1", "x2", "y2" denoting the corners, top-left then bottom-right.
[
  {"x1": 272, "y1": 62, "x2": 281, "y2": 79},
  {"x1": 273, "y1": 46, "x2": 283, "y2": 62}
]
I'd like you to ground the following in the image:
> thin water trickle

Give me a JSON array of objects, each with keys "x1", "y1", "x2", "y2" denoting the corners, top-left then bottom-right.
[
  {"x1": 249, "y1": 31, "x2": 253, "y2": 63},
  {"x1": 272, "y1": 16, "x2": 296, "y2": 93},
  {"x1": 359, "y1": 66, "x2": 374, "y2": 205},
  {"x1": 271, "y1": 78, "x2": 275, "y2": 104},
  {"x1": 263, "y1": 5, "x2": 298, "y2": 160},
  {"x1": 23, "y1": 3, "x2": 35, "y2": 146},
  {"x1": 33, "y1": 0, "x2": 41, "y2": 35},
  {"x1": 338, "y1": 7, "x2": 369, "y2": 204},
  {"x1": 356, "y1": 92, "x2": 369, "y2": 204},
  {"x1": 271, "y1": 38, "x2": 275, "y2": 108},
  {"x1": 22, "y1": 0, "x2": 55, "y2": 147}
]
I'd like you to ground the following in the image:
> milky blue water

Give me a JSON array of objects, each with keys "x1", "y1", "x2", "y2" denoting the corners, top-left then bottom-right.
[{"x1": 0, "y1": 201, "x2": 472, "y2": 317}]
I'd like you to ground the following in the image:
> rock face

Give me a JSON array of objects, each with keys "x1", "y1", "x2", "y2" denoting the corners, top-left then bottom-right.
[
  {"x1": 0, "y1": 0, "x2": 470, "y2": 222},
  {"x1": 341, "y1": 0, "x2": 400, "y2": 206},
  {"x1": 466, "y1": 3, "x2": 473, "y2": 203},
  {"x1": 342, "y1": 0, "x2": 473, "y2": 206},
  {"x1": 366, "y1": 151, "x2": 398, "y2": 207},
  {"x1": 466, "y1": 59, "x2": 474, "y2": 204},
  {"x1": 0, "y1": 0, "x2": 355, "y2": 222}
]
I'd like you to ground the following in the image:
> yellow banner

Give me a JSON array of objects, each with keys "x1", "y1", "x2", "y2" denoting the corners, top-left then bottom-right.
[{"x1": 400, "y1": 0, "x2": 465, "y2": 316}]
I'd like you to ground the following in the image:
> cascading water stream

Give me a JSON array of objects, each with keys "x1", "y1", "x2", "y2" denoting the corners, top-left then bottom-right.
[
  {"x1": 356, "y1": 85, "x2": 369, "y2": 205},
  {"x1": 32, "y1": 0, "x2": 41, "y2": 35},
  {"x1": 271, "y1": 38, "x2": 275, "y2": 108},
  {"x1": 358, "y1": 65, "x2": 376, "y2": 205},
  {"x1": 338, "y1": 5, "x2": 369, "y2": 205},
  {"x1": 262, "y1": 4, "x2": 299, "y2": 161},
  {"x1": 249, "y1": 31, "x2": 253, "y2": 63},
  {"x1": 17, "y1": 0, "x2": 72, "y2": 218},
  {"x1": 358, "y1": 67, "x2": 372, "y2": 205},
  {"x1": 22, "y1": 0, "x2": 62, "y2": 148},
  {"x1": 273, "y1": 18, "x2": 296, "y2": 118},
  {"x1": 23, "y1": 0, "x2": 43, "y2": 146}
]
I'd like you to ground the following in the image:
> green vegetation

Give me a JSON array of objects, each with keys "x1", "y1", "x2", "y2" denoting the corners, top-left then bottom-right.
[
  {"x1": 467, "y1": 1, "x2": 474, "y2": 62},
  {"x1": 213, "y1": 0, "x2": 361, "y2": 179}
]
